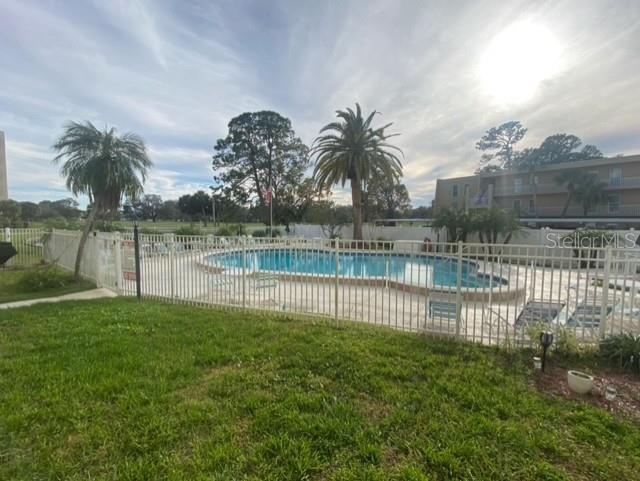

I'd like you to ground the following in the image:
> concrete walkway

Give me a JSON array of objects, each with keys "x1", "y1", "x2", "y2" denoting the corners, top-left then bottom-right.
[{"x1": 0, "y1": 288, "x2": 118, "y2": 310}]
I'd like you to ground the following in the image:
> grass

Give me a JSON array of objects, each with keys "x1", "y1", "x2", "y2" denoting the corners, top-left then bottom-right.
[
  {"x1": 0, "y1": 266, "x2": 95, "y2": 304},
  {"x1": 0, "y1": 299, "x2": 639, "y2": 480}
]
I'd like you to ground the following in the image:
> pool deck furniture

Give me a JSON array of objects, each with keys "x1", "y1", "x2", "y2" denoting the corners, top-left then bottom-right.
[
  {"x1": 248, "y1": 272, "x2": 280, "y2": 289},
  {"x1": 425, "y1": 296, "x2": 464, "y2": 335},
  {"x1": 514, "y1": 300, "x2": 565, "y2": 328}
]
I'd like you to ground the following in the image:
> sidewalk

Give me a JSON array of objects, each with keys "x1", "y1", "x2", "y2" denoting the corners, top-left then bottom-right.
[{"x1": 0, "y1": 288, "x2": 118, "y2": 310}]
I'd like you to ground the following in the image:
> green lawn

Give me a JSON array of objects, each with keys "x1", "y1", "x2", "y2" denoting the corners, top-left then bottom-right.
[
  {"x1": 0, "y1": 267, "x2": 95, "y2": 304},
  {"x1": 1, "y1": 299, "x2": 638, "y2": 480}
]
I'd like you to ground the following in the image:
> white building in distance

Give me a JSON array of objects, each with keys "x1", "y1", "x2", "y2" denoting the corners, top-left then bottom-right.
[{"x1": 0, "y1": 131, "x2": 8, "y2": 200}]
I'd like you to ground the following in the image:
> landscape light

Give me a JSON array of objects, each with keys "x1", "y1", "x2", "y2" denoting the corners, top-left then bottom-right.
[
  {"x1": 539, "y1": 331, "x2": 554, "y2": 372},
  {"x1": 533, "y1": 356, "x2": 542, "y2": 370},
  {"x1": 605, "y1": 386, "x2": 617, "y2": 402}
]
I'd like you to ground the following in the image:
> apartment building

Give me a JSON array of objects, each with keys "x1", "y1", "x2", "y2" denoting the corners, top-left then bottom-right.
[{"x1": 434, "y1": 154, "x2": 640, "y2": 228}]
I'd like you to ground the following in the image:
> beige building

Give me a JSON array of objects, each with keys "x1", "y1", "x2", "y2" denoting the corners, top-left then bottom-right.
[{"x1": 434, "y1": 154, "x2": 640, "y2": 227}]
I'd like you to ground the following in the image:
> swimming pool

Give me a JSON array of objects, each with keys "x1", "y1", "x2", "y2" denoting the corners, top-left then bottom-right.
[{"x1": 206, "y1": 249, "x2": 507, "y2": 289}]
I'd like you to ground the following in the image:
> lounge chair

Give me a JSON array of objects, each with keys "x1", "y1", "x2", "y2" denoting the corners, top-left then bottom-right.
[
  {"x1": 514, "y1": 300, "x2": 565, "y2": 328},
  {"x1": 249, "y1": 272, "x2": 279, "y2": 289},
  {"x1": 566, "y1": 301, "x2": 614, "y2": 328},
  {"x1": 425, "y1": 297, "x2": 464, "y2": 335}
]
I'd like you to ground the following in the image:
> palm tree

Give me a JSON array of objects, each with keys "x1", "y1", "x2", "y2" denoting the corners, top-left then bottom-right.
[
  {"x1": 555, "y1": 170, "x2": 579, "y2": 217},
  {"x1": 572, "y1": 173, "x2": 609, "y2": 216},
  {"x1": 473, "y1": 208, "x2": 521, "y2": 255},
  {"x1": 311, "y1": 104, "x2": 402, "y2": 240},
  {"x1": 432, "y1": 207, "x2": 474, "y2": 244},
  {"x1": 53, "y1": 121, "x2": 152, "y2": 279}
]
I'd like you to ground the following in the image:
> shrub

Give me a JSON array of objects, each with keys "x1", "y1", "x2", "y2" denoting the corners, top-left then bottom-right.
[
  {"x1": 252, "y1": 228, "x2": 281, "y2": 238},
  {"x1": 525, "y1": 322, "x2": 583, "y2": 357},
  {"x1": 215, "y1": 226, "x2": 234, "y2": 237},
  {"x1": 175, "y1": 226, "x2": 202, "y2": 236},
  {"x1": 17, "y1": 266, "x2": 76, "y2": 292},
  {"x1": 43, "y1": 217, "x2": 83, "y2": 231},
  {"x1": 600, "y1": 334, "x2": 640, "y2": 374},
  {"x1": 92, "y1": 221, "x2": 119, "y2": 232}
]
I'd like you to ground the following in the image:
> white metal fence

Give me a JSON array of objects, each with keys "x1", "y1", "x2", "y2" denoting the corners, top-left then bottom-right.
[
  {"x1": 38, "y1": 230, "x2": 640, "y2": 346},
  {"x1": 1, "y1": 227, "x2": 46, "y2": 267}
]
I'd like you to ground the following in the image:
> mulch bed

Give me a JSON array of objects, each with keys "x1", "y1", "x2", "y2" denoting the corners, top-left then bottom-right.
[{"x1": 532, "y1": 363, "x2": 640, "y2": 422}]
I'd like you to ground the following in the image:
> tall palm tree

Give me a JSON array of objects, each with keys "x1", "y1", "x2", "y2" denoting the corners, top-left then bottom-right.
[
  {"x1": 311, "y1": 104, "x2": 402, "y2": 240},
  {"x1": 572, "y1": 173, "x2": 609, "y2": 216},
  {"x1": 53, "y1": 121, "x2": 152, "y2": 279}
]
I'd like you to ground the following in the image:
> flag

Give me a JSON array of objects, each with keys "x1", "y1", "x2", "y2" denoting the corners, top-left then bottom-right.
[{"x1": 264, "y1": 186, "x2": 273, "y2": 205}]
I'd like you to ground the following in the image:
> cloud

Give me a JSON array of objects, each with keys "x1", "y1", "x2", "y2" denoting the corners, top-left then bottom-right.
[{"x1": 1, "y1": 0, "x2": 639, "y2": 208}]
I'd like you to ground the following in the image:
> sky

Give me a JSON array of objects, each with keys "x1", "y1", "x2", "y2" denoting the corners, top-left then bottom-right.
[{"x1": 1, "y1": 0, "x2": 640, "y2": 208}]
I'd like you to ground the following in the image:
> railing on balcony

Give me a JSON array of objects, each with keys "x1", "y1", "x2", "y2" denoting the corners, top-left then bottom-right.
[
  {"x1": 525, "y1": 204, "x2": 640, "y2": 218},
  {"x1": 608, "y1": 176, "x2": 640, "y2": 189},
  {"x1": 471, "y1": 194, "x2": 490, "y2": 208},
  {"x1": 492, "y1": 176, "x2": 640, "y2": 197}
]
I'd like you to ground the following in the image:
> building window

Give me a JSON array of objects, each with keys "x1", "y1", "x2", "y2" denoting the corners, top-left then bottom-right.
[
  {"x1": 528, "y1": 199, "x2": 535, "y2": 213},
  {"x1": 513, "y1": 200, "x2": 521, "y2": 212},
  {"x1": 609, "y1": 167, "x2": 622, "y2": 187},
  {"x1": 452, "y1": 185, "x2": 458, "y2": 197},
  {"x1": 608, "y1": 195, "x2": 620, "y2": 213},
  {"x1": 514, "y1": 178, "x2": 523, "y2": 194}
]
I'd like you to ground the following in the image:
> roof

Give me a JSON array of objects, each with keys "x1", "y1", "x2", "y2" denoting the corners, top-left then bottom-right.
[
  {"x1": 481, "y1": 154, "x2": 640, "y2": 178},
  {"x1": 437, "y1": 154, "x2": 640, "y2": 182}
]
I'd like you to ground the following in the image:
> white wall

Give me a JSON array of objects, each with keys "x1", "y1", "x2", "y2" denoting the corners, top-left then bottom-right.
[
  {"x1": 0, "y1": 131, "x2": 8, "y2": 200},
  {"x1": 290, "y1": 224, "x2": 639, "y2": 248},
  {"x1": 290, "y1": 223, "x2": 441, "y2": 241}
]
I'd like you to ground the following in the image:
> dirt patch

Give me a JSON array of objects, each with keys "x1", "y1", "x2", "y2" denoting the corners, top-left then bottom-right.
[
  {"x1": 356, "y1": 393, "x2": 392, "y2": 423},
  {"x1": 532, "y1": 363, "x2": 640, "y2": 422},
  {"x1": 176, "y1": 364, "x2": 244, "y2": 403}
]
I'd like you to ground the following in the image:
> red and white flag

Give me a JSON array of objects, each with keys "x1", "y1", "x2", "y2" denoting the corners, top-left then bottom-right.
[{"x1": 264, "y1": 186, "x2": 273, "y2": 205}]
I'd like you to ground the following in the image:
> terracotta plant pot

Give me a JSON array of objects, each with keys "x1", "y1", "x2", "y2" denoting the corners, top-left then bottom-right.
[{"x1": 567, "y1": 370, "x2": 594, "y2": 394}]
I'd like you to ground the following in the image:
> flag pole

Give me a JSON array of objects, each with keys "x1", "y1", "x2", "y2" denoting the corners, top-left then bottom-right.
[{"x1": 269, "y1": 185, "x2": 273, "y2": 237}]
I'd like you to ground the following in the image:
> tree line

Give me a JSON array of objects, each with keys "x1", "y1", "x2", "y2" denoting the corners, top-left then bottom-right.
[
  {"x1": 475, "y1": 121, "x2": 611, "y2": 217},
  {"x1": 0, "y1": 198, "x2": 81, "y2": 228}
]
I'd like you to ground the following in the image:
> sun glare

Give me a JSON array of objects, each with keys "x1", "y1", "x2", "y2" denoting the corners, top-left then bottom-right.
[{"x1": 478, "y1": 21, "x2": 563, "y2": 105}]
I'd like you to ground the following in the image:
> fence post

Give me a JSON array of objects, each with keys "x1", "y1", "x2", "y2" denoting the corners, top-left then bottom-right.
[
  {"x1": 600, "y1": 245, "x2": 612, "y2": 338},
  {"x1": 94, "y1": 233, "x2": 102, "y2": 287},
  {"x1": 134, "y1": 225, "x2": 142, "y2": 301},
  {"x1": 4, "y1": 227, "x2": 12, "y2": 266},
  {"x1": 168, "y1": 233, "x2": 176, "y2": 300},
  {"x1": 455, "y1": 240, "x2": 463, "y2": 339},
  {"x1": 242, "y1": 236, "x2": 247, "y2": 309},
  {"x1": 114, "y1": 232, "x2": 122, "y2": 293},
  {"x1": 334, "y1": 239, "x2": 340, "y2": 325}
]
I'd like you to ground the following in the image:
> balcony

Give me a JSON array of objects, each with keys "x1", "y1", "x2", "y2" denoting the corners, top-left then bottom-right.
[
  {"x1": 607, "y1": 176, "x2": 640, "y2": 189},
  {"x1": 522, "y1": 203, "x2": 640, "y2": 218},
  {"x1": 492, "y1": 176, "x2": 640, "y2": 197},
  {"x1": 470, "y1": 195, "x2": 490, "y2": 208},
  {"x1": 492, "y1": 183, "x2": 564, "y2": 196}
]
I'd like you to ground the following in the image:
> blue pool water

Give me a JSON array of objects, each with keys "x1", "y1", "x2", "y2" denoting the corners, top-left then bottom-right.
[{"x1": 206, "y1": 249, "x2": 506, "y2": 288}]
